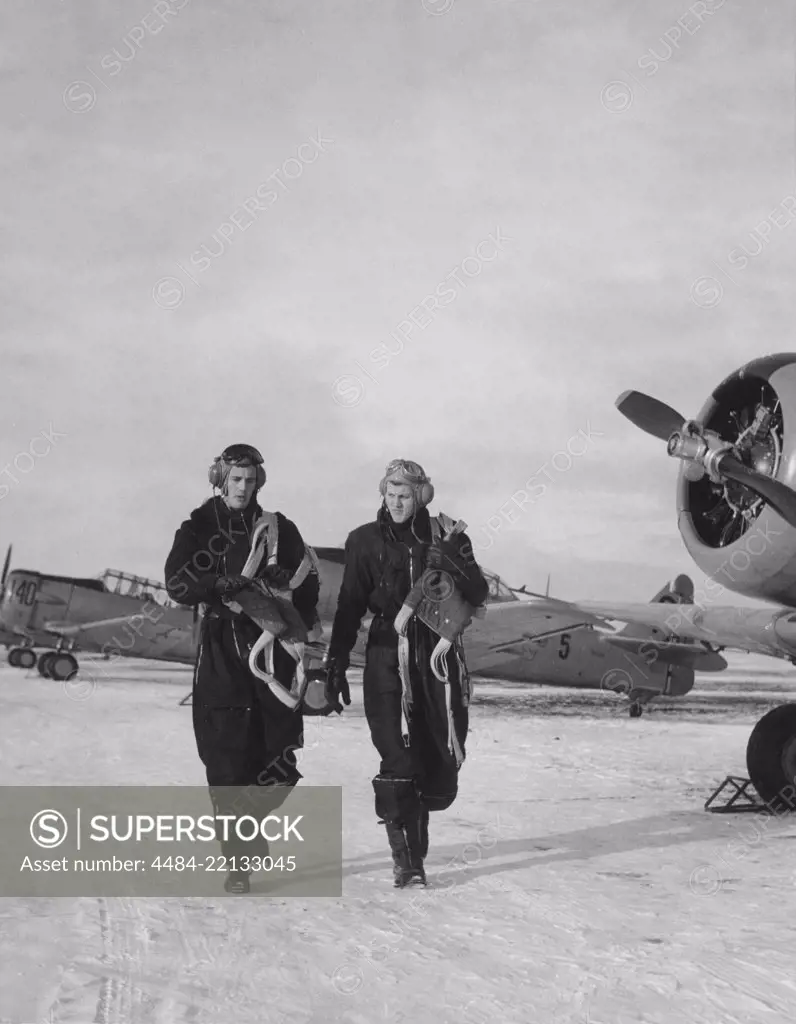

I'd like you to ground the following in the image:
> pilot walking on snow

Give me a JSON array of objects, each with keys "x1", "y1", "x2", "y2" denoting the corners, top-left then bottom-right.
[
  {"x1": 325, "y1": 459, "x2": 488, "y2": 887},
  {"x1": 164, "y1": 443, "x2": 320, "y2": 894}
]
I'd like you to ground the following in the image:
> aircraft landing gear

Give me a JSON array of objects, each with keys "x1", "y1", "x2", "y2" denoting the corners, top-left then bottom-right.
[
  {"x1": 37, "y1": 651, "x2": 79, "y2": 681},
  {"x1": 18, "y1": 648, "x2": 37, "y2": 669},
  {"x1": 37, "y1": 652, "x2": 56, "y2": 678},
  {"x1": 49, "y1": 653, "x2": 79, "y2": 681},
  {"x1": 8, "y1": 646, "x2": 36, "y2": 669},
  {"x1": 746, "y1": 704, "x2": 796, "y2": 811},
  {"x1": 627, "y1": 690, "x2": 650, "y2": 718}
]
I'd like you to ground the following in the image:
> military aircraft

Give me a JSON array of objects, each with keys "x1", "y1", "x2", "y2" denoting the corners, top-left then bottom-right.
[
  {"x1": 464, "y1": 574, "x2": 727, "y2": 709},
  {"x1": 511, "y1": 352, "x2": 796, "y2": 811},
  {"x1": 0, "y1": 557, "x2": 199, "y2": 680}
]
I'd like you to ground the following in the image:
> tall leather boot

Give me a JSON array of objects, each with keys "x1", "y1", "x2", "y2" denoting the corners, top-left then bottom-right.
[
  {"x1": 209, "y1": 785, "x2": 267, "y2": 896},
  {"x1": 384, "y1": 821, "x2": 414, "y2": 888},
  {"x1": 373, "y1": 776, "x2": 427, "y2": 888},
  {"x1": 403, "y1": 800, "x2": 428, "y2": 883},
  {"x1": 420, "y1": 803, "x2": 430, "y2": 859}
]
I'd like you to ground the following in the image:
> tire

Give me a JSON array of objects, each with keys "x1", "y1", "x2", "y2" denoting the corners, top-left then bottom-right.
[
  {"x1": 746, "y1": 704, "x2": 796, "y2": 811},
  {"x1": 49, "y1": 653, "x2": 78, "y2": 682},
  {"x1": 37, "y1": 652, "x2": 55, "y2": 678},
  {"x1": 17, "y1": 648, "x2": 36, "y2": 670},
  {"x1": 8, "y1": 648, "x2": 21, "y2": 668},
  {"x1": 629, "y1": 702, "x2": 643, "y2": 718}
]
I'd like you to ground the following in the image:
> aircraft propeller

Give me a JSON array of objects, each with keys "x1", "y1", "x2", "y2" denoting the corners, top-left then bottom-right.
[
  {"x1": 616, "y1": 389, "x2": 796, "y2": 529},
  {"x1": 1, "y1": 545, "x2": 10, "y2": 588},
  {"x1": 614, "y1": 390, "x2": 686, "y2": 442}
]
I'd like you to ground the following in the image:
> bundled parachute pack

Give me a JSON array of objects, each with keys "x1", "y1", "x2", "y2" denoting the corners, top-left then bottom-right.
[
  {"x1": 223, "y1": 513, "x2": 331, "y2": 715},
  {"x1": 392, "y1": 513, "x2": 486, "y2": 766}
]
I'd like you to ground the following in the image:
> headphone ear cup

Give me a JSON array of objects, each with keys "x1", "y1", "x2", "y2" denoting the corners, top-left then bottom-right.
[
  {"x1": 418, "y1": 481, "x2": 434, "y2": 507},
  {"x1": 256, "y1": 465, "x2": 266, "y2": 489}
]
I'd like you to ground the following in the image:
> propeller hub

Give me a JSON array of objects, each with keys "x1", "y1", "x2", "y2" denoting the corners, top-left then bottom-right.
[
  {"x1": 667, "y1": 429, "x2": 734, "y2": 485},
  {"x1": 667, "y1": 431, "x2": 706, "y2": 462}
]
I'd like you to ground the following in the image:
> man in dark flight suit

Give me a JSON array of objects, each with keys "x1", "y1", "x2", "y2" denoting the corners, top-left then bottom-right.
[
  {"x1": 165, "y1": 443, "x2": 319, "y2": 893},
  {"x1": 325, "y1": 459, "x2": 488, "y2": 887}
]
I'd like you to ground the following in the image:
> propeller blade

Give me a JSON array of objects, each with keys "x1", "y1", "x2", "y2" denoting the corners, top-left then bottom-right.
[
  {"x1": 718, "y1": 454, "x2": 796, "y2": 528},
  {"x1": 1, "y1": 545, "x2": 10, "y2": 588},
  {"x1": 615, "y1": 390, "x2": 687, "y2": 442}
]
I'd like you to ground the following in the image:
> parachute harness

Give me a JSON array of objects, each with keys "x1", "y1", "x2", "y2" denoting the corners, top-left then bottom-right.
[
  {"x1": 226, "y1": 512, "x2": 321, "y2": 710},
  {"x1": 393, "y1": 513, "x2": 483, "y2": 768}
]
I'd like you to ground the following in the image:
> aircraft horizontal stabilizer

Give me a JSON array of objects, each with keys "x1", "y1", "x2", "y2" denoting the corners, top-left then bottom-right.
[{"x1": 599, "y1": 633, "x2": 728, "y2": 671}]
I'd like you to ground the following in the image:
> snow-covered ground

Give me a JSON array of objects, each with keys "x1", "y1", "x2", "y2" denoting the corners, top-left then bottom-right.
[{"x1": 2, "y1": 654, "x2": 796, "y2": 1024}]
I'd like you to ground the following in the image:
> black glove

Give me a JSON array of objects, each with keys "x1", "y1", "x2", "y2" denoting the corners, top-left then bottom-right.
[
  {"x1": 324, "y1": 658, "x2": 351, "y2": 713},
  {"x1": 259, "y1": 564, "x2": 292, "y2": 589},
  {"x1": 426, "y1": 539, "x2": 462, "y2": 572},
  {"x1": 213, "y1": 574, "x2": 252, "y2": 598}
]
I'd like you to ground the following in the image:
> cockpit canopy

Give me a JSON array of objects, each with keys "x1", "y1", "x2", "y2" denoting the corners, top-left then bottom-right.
[
  {"x1": 97, "y1": 569, "x2": 177, "y2": 608},
  {"x1": 482, "y1": 567, "x2": 518, "y2": 603}
]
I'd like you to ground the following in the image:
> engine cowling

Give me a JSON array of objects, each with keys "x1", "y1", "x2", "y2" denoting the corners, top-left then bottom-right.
[{"x1": 677, "y1": 353, "x2": 796, "y2": 605}]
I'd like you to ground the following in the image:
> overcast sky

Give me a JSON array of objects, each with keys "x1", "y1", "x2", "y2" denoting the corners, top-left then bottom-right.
[{"x1": 2, "y1": 0, "x2": 794, "y2": 603}]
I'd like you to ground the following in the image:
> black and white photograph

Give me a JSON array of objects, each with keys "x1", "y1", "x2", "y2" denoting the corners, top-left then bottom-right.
[{"x1": 2, "y1": 0, "x2": 796, "y2": 1021}]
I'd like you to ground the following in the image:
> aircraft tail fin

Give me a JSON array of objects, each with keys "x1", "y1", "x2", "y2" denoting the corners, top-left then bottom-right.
[
  {"x1": 648, "y1": 573, "x2": 693, "y2": 606},
  {"x1": 616, "y1": 574, "x2": 693, "y2": 639},
  {"x1": 610, "y1": 575, "x2": 699, "y2": 698}
]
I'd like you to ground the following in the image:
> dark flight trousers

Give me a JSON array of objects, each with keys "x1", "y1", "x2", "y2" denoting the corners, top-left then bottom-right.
[
  {"x1": 192, "y1": 615, "x2": 304, "y2": 860},
  {"x1": 363, "y1": 639, "x2": 468, "y2": 815}
]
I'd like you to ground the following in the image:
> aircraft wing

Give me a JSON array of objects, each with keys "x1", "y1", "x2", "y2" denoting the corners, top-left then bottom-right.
[
  {"x1": 468, "y1": 594, "x2": 796, "y2": 663},
  {"x1": 575, "y1": 600, "x2": 796, "y2": 660},
  {"x1": 464, "y1": 597, "x2": 600, "y2": 669},
  {"x1": 44, "y1": 613, "x2": 194, "y2": 661}
]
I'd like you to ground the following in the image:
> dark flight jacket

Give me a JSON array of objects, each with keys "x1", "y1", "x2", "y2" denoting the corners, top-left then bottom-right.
[
  {"x1": 328, "y1": 505, "x2": 488, "y2": 663},
  {"x1": 164, "y1": 496, "x2": 320, "y2": 707},
  {"x1": 328, "y1": 505, "x2": 488, "y2": 808}
]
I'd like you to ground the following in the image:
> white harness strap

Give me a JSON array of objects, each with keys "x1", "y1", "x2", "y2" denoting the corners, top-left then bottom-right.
[
  {"x1": 241, "y1": 512, "x2": 278, "y2": 577},
  {"x1": 236, "y1": 512, "x2": 321, "y2": 709},
  {"x1": 397, "y1": 633, "x2": 412, "y2": 745},
  {"x1": 428, "y1": 514, "x2": 465, "y2": 766},
  {"x1": 428, "y1": 633, "x2": 465, "y2": 768},
  {"x1": 288, "y1": 546, "x2": 318, "y2": 592}
]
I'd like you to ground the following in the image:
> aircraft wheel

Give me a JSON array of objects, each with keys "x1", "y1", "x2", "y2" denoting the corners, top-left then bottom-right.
[
  {"x1": 17, "y1": 648, "x2": 37, "y2": 670},
  {"x1": 37, "y1": 652, "x2": 56, "y2": 678},
  {"x1": 746, "y1": 703, "x2": 796, "y2": 811},
  {"x1": 49, "y1": 653, "x2": 79, "y2": 682},
  {"x1": 629, "y1": 702, "x2": 643, "y2": 718},
  {"x1": 8, "y1": 648, "x2": 22, "y2": 668}
]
